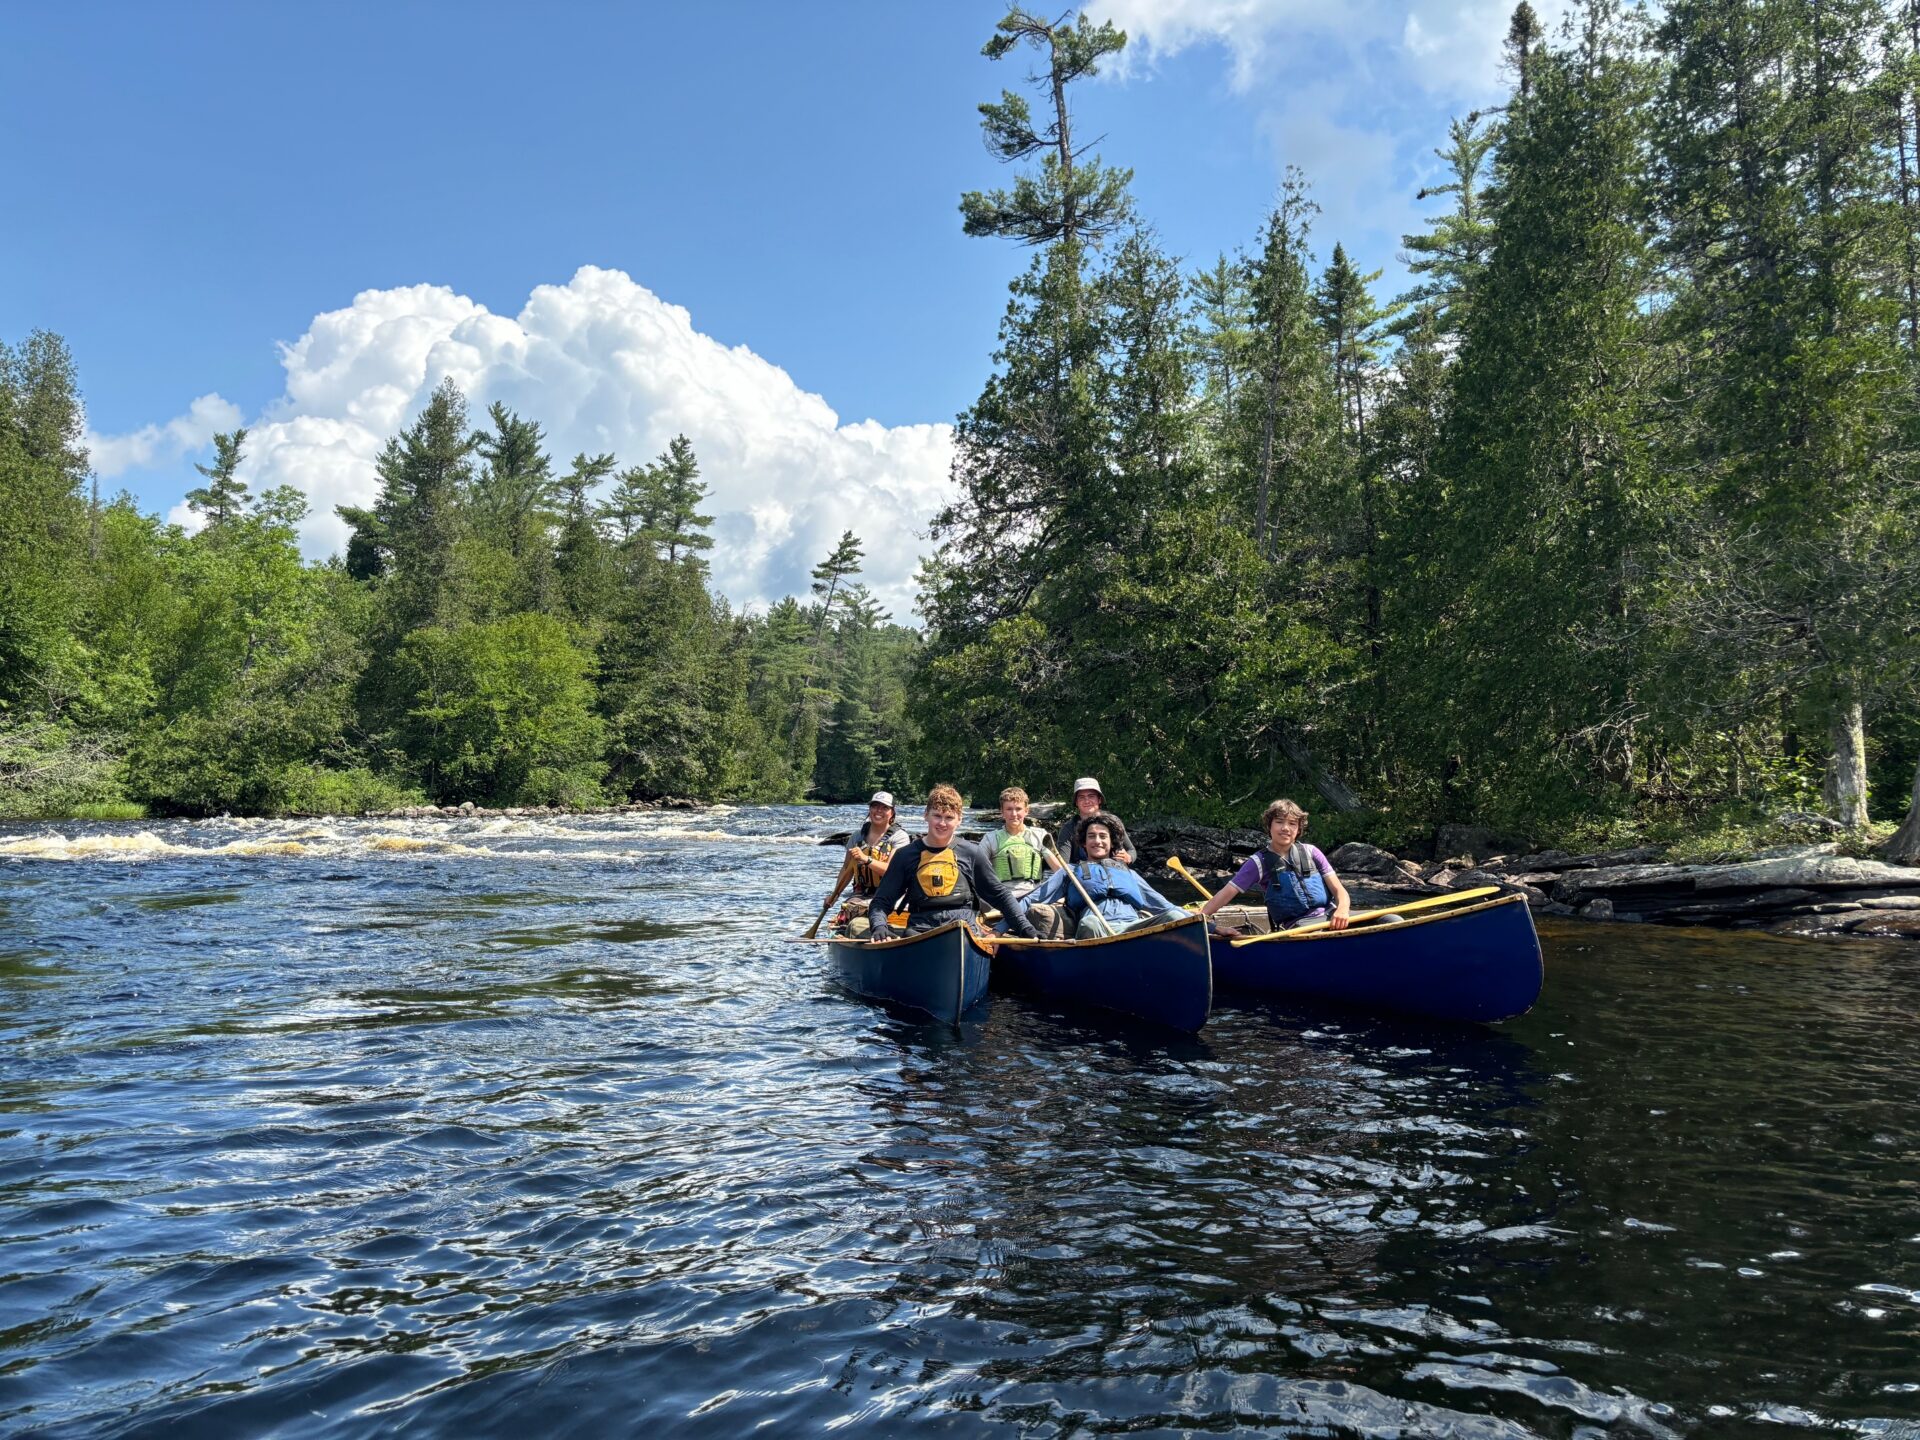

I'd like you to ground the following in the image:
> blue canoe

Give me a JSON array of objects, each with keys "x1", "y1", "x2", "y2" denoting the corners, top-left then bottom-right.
[
  {"x1": 988, "y1": 912, "x2": 1213, "y2": 1033},
  {"x1": 819, "y1": 919, "x2": 992, "y2": 1025},
  {"x1": 1212, "y1": 892, "x2": 1544, "y2": 1023}
]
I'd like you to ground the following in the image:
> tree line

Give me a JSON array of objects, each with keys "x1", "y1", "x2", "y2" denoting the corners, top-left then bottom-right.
[
  {"x1": 0, "y1": 353, "x2": 919, "y2": 817},
  {"x1": 919, "y1": 0, "x2": 1920, "y2": 862},
  {"x1": 5, "y1": 0, "x2": 1920, "y2": 862}
]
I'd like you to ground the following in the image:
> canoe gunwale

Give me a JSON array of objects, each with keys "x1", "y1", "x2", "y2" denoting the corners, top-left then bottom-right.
[{"x1": 1229, "y1": 891, "x2": 1532, "y2": 945}]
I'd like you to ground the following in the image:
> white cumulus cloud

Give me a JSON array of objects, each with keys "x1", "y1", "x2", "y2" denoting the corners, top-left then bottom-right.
[
  {"x1": 98, "y1": 267, "x2": 954, "y2": 619},
  {"x1": 1092, "y1": 0, "x2": 1571, "y2": 97},
  {"x1": 88, "y1": 392, "x2": 244, "y2": 479}
]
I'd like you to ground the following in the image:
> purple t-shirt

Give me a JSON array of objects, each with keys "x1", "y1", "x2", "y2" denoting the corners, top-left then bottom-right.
[{"x1": 1230, "y1": 844, "x2": 1332, "y2": 895}]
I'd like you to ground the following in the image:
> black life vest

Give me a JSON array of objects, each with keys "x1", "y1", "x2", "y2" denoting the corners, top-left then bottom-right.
[{"x1": 1255, "y1": 844, "x2": 1330, "y2": 927}]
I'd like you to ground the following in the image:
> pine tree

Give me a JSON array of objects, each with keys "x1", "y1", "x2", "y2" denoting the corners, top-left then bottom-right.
[
  {"x1": 185, "y1": 429, "x2": 250, "y2": 528},
  {"x1": 644, "y1": 436, "x2": 715, "y2": 571},
  {"x1": 1653, "y1": 0, "x2": 1918, "y2": 827},
  {"x1": 959, "y1": 7, "x2": 1133, "y2": 249},
  {"x1": 1244, "y1": 172, "x2": 1333, "y2": 562},
  {"x1": 1409, "y1": 0, "x2": 1663, "y2": 822},
  {"x1": 554, "y1": 451, "x2": 616, "y2": 622},
  {"x1": 1400, "y1": 114, "x2": 1500, "y2": 333},
  {"x1": 1188, "y1": 253, "x2": 1253, "y2": 434}
]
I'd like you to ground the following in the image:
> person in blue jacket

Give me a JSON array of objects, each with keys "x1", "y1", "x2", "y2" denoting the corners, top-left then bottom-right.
[{"x1": 1018, "y1": 818, "x2": 1185, "y2": 939}]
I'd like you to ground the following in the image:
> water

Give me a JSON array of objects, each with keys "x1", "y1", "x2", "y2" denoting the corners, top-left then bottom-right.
[{"x1": 2, "y1": 806, "x2": 1917, "y2": 1437}]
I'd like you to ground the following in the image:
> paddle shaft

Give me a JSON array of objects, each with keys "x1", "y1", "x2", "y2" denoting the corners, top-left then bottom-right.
[
  {"x1": 1166, "y1": 855, "x2": 1215, "y2": 903},
  {"x1": 1042, "y1": 831, "x2": 1113, "y2": 937},
  {"x1": 803, "y1": 852, "x2": 859, "y2": 939},
  {"x1": 1227, "y1": 886, "x2": 1503, "y2": 946}
]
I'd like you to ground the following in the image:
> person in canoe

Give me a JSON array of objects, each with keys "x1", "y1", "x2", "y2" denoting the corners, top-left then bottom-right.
[
  {"x1": 978, "y1": 785, "x2": 1063, "y2": 934},
  {"x1": 1196, "y1": 798, "x2": 1352, "y2": 934},
  {"x1": 1052, "y1": 776, "x2": 1136, "y2": 865},
  {"x1": 866, "y1": 784, "x2": 1039, "y2": 940},
  {"x1": 1017, "y1": 817, "x2": 1185, "y2": 939},
  {"x1": 838, "y1": 790, "x2": 912, "y2": 938}
]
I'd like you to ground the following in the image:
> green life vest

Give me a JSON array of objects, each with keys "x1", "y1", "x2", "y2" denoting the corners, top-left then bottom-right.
[{"x1": 991, "y1": 826, "x2": 1044, "y2": 885}]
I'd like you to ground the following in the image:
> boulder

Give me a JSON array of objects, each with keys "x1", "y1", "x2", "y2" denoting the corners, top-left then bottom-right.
[
  {"x1": 1692, "y1": 854, "x2": 1920, "y2": 893},
  {"x1": 1433, "y1": 823, "x2": 1523, "y2": 862},
  {"x1": 1580, "y1": 898, "x2": 1615, "y2": 920},
  {"x1": 1848, "y1": 911, "x2": 1920, "y2": 939},
  {"x1": 1327, "y1": 841, "x2": 1403, "y2": 876}
]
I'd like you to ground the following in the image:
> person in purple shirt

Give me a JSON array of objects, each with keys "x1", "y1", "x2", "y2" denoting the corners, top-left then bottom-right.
[{"x1": 1196, "y1": 798, "x2": 1353, "y2": 934}]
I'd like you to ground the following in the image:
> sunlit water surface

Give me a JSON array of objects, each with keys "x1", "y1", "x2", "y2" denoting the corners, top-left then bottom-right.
[{"x1": 2, "y1": 806, "x2": 1917, "y2": 1437}]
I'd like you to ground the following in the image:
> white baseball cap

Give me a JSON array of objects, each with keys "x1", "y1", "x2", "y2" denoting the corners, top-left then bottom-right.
[
  {"x1": 869, "y1": 791, "x2": 895, "y2": 809},
  {"x1": 1072, "y1": 777, "x2": 1103, "y2": 797}
]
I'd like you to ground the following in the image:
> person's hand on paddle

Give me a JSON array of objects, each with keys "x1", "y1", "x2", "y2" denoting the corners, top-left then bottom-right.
[{"x1": 1328, "y1": 900, "x2": 1351, "y2": 931}]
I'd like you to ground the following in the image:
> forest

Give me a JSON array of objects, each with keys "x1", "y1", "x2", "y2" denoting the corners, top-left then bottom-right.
[{"x1": 3, "y1": 0, "x2": 1919, "y2": 863}]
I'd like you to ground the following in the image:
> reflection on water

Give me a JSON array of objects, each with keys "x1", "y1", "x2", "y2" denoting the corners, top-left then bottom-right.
[{"x1": 1, "y1": 808, "x2": 1917, "y2": 1436}]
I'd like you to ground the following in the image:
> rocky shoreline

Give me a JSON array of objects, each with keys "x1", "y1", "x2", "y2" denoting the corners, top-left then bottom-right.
[{"x1": 1124, "y1": 820, "x2": 1920, "y2": 942}]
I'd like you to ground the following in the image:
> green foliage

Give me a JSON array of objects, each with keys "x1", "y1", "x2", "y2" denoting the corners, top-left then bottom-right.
[
  {"x1": 395, "y1": 613, "x2": 605, "y2": 806},
  {"x1": 11, "y1": 0, "x2": 1920, "y2": 849},
  {"x1": 276, "y1": 765, "x2": 425, "y2": 816},
  {"x1": 960, "y1": 8, "x2": 1134, "y2": 247}
]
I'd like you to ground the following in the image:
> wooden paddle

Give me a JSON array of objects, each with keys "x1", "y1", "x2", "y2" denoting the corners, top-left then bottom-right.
[
  {"x1": 1042, "y1": 830, "x2": 1112, "y2": 937},
  {"x1": 1166, "y1": 854, "x2": 1215, "y2": 904},
  {"x1": 803, "y1": 852, "x2": 860, "y2": 939},
  {"x1": 1227, "y1": 886, "x2": 1503, "y2": 946}
]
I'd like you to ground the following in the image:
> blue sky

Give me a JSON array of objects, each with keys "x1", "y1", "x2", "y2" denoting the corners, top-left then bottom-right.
[{"x1": 2, "y1": 1, "x2": 1538, "y2": 614}]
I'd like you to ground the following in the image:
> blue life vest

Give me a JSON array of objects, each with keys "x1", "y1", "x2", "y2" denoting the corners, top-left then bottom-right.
[{"x1": 1255, "y1": 844, "x2": 1330, "y2": 927}]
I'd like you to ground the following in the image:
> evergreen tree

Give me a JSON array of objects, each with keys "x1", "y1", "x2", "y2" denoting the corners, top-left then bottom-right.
[
  {"x1": 1188, "y1": 253, "x2": 1253, "y2": 434},
  {"x1": 1400, "y1": 114, "x2": 1500, "y2": 334},
  {"x1": 959, "y1": 7, "x2": 1133, "y2": 249},
  {"x1": 1407, "y1": 0, "x2": 1663, "y2": 823},
  {"x1": 184, "y1": 429, "x2": 250, "y2": 528},
  {"x1": 1243, "y1": 172, "x2": 1335, "y2": 563},
  {"x1": 469, "y1": 403, "x2": 558, "y2": 615},
  {"x1": 554, "y1": 451, "x2": 616, "y2": 623},
  {"x1": 1654, "y1": 0, "x2": 1918, "y2": 826},
  {"x1": 0, "y1": 331, "x2": 91, "y2": 713},
  {"x1": 643, "y1": 435, "x2": 715, "y2": 570}
]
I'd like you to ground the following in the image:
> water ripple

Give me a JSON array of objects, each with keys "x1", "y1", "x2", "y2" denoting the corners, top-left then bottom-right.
[{"x1": 2, "y1": 808, "x2": 1918, "y2": 1435}]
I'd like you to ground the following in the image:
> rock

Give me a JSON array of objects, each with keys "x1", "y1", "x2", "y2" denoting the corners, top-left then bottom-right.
[
  {"x1": 1579, "y1": 898, "x2": 1615, "y2": 920},
  {"x1": 1663, "y1": 888, "x2": 1824, "y2": 920},
  {"x1": 1847, "y1": 911, "x2": 1920, "y2": 939},
  {"x1": 1498, "y1": 849, "x2": 1581, "y2": 872},
  {"x1": 1441, "y1": 854, "x2": 1476, "y2": 871},
  {"x1": 1693, "y1": 854, "x2": 1920, "y2": 894},
  {"x1": 1433, "y1": 824, "x2": 1512, "y2": 862},
  {"x1": 1768, "y1": 912, "x2": 1862, "y2": 938},
  {"x1": 458, "y1": 801, "x2": 476, "y2": 815},
  {"x1": 1775, "y1": 810, "x2": 1847, "y2": 834},
  {"x1": 1327, "y1": 841, "x2": 1404, "y2": 876},
  {"x1": 1752, "y1": 842, "x2": 1839, "y2": 861},
  {"x1": 1452, "y1": 868, "x2": 1511, "y2": 890},
  {"x1": 1867, "y1": 895, "x2": 1920, "y2": 910}
]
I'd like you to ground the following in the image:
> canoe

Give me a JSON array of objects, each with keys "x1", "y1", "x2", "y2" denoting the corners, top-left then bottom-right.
[
  {"x1": 1211, "y1": 892, "x2": 1544, "y2": 1023},
  {"x1": 988, "y1": 912, "x2": 1212, "y2": 1033},
  {"x1": 822, "y1": 918, "x2": 992, "y2": 1025}
]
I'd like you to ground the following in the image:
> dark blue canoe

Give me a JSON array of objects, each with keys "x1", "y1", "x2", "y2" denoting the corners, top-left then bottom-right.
[
  {"x1": 1212, "y1": 893, "x2": 1544, "y2": 1023},
  {"x1": 988, "y1": 912, "x2": 1212, "y2": 1033},
  {"x1": 819, "y1": 919, "x2": 992, "y2": 1025}
]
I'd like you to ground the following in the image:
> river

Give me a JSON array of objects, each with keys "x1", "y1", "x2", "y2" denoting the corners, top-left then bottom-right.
[{"x1": 1, "y1": 806, "x2": 1916, "y2": 1437}]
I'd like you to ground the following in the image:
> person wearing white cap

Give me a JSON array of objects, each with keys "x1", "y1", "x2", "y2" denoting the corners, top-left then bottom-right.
[
  {"x1": 831, "y1": 791, "x2": 915, "y2": 938},
  {"x1": 1054, "y1": 776, "x2": 1136, "y2": 866},
  {"x1": 848, "y1": 792, "x2": 911, "y2": 896}
]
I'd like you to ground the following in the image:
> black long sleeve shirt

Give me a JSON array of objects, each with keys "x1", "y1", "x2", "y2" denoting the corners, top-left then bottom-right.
[{"x1": 868, "y1": 837, "x2": 1038, "y2": 939}]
